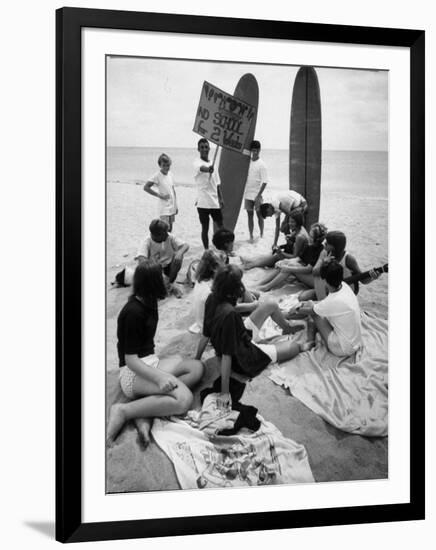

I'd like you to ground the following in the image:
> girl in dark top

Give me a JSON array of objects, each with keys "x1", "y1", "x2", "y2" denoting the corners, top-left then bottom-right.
[
  {"x1": 257, "y1": 222, "x2": 328, "y2": 291},
  {"x1": 241, "y1": 210, "x2": 309, "y2": 271},
  {"x1": 299, "y1": 230, "x2": 380, "y2": 301},
  {"x1": 195, "y1": 264, "x2": 314, "y2": 409},
  {"x1": 107, "y1": 260, "x2": 203, "y2": 446}
]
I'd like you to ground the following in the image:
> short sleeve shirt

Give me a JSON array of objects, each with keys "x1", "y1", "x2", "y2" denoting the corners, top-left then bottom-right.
[
  {"x1": 313, "y1": 283, "x2": 362, "y2": 351},
  {"x1": 193, "y1": 158, "x2": 221, "y2": 209},
  {"x1": 117, "y1": 297, "x2": 158, "y2": 367},
  {"x1": 272, "y1": 190, "x2": 306, "y2": 217},
  {"x1": 148, "y1": 171, "x2": 177, "y2": 216},
  {"x1": 135, "y1": 234, "x2": 185, "y2": 267},
  {"x1": 203, "y1": 295, "x2": 270, "y2": 377},
  {"x1": 244, "y1": 158, "x2": 268, "y2": 200}
]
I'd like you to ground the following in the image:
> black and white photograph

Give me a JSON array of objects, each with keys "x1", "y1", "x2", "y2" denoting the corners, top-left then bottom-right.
[{"x1": 105, "y1": 56, "x2": 389, "y2": 493}]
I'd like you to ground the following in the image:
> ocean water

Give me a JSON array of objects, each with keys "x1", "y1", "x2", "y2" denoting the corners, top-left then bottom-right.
[
  {"x1": 107, "y1": 146, "x2": 388, "y2": 316},
  {"x1": 107, "y1": 147, "x2": 388, "y2": 201}
]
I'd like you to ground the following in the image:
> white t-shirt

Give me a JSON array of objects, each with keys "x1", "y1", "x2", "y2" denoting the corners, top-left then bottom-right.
[
  {"x1": 190, "y1": 279, "x2": 213, "y2": 333},
  {"x1": 148, "y1": 171, "x2": 177, "y2": 216},
  {"x1": 244, "y1": 158, "x2": 268, "y2": 200},
  {"x1": 193, "y1": 158, "x2": 221, "y2": 209},
  {"x1": 313, "y1": 283, "x2": 362, "y2": 353},
  {"x1": 271, "y1": 190, "x2": 306, "y2": 217},
  {"x1": 135, "y1": 234, "x2": 185, "y2": 267}
]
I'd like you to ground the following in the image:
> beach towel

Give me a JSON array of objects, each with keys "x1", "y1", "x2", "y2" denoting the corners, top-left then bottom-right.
[
  {"x1": 151, "y1": 395, "x2": 315, "y2": 489},
  {"x1": 269, "y1": 311, "x2": 388, "y2": 436}
]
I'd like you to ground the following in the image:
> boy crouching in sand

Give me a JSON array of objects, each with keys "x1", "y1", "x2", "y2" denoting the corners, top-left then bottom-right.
[
  {"x1": 136, "y1": 219, "x2": 188, "y2": 298},
  {"x1": 297, "y1": 260, "x2": 363, "y2": 357}
]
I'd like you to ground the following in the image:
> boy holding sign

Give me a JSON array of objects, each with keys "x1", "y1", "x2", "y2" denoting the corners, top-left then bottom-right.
[{"x1": 194, "y1": 138, "x2": 224, "y2": 249}]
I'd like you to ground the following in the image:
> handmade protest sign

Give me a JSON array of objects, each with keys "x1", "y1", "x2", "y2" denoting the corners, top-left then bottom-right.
[{"x1": 193, "y1": 81, "x2": 257, "y2": 154}]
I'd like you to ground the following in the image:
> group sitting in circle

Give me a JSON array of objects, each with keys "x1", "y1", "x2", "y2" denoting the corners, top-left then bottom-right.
[
  {"x1": 108, "y1": 212, "x2": 379, "y2": 447},
  {"x1": 108, "y1": 142, "x2": 381, "y2": 446}
]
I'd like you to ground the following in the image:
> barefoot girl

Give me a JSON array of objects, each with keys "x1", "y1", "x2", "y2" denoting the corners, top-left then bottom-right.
[
  {"x1": 258, "y1": 222, "x2": 327, "y2": 292},
  {"x1": 195, "y1": 264, "x2": 314, "y2": 409},
  {"x1": 190, "y1": 249, "x2": 221, "y2": 333},
  {"x1": 300, "y1": 230, "x2": 380, "y2": 301},
  {"x1": 107, "y1": 260, "x2": 203, "y2": 445},
  {"x1": 242, "y1": 210, "x2": 309, "y2": 272}
]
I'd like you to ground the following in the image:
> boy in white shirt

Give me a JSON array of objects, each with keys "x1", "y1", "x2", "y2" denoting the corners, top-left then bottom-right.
[
  {"x1": 260, "y1": 190, "x2": 308, "y2": 249},
  {"x1": 136, "y1": 219, "x2": 189, "y2": 298},
  {"x1": 298, "y1": 260, "x2": 362, "y2": 357},
  {"x1": 243, "y1": 140, "x2": 268, "y2": 241},
  {"x1": 143, "y1": 153, "x2": 178, "y2": 232},
  {"x1": 194, "y1": 138, "x2": 223, "y2": 249}
]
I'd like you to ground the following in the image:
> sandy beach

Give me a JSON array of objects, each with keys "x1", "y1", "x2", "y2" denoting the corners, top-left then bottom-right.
[{"x1": 106, "y1": 180, "x2": 388, "y2": 492}]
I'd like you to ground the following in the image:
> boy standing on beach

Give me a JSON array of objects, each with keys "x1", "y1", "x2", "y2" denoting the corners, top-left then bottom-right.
[
  {"x1": 243, "y1": 140, "x2": 268, "y2": 241},
  {"x1": 194, "y1": 138, "x2": 224, "y2": 249},
  {"x1": 144, "y1": 153, "x2": 178, "y2": 232},
  {"x1": 135, "y1": 219, "x2": 189, "y2": 298}
]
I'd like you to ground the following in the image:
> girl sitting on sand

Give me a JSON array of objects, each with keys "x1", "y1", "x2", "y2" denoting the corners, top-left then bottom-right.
[
  {"x1": 257, "y1": 222, "x2": 328, "y2": 292},
  {"x1": 195, "y1": 264, "x2": 314, "y2": 409},
  {"x1": 107, "y1": 260, "x2": 203, "y2": 446},
  {"x1": 300, "y1": 230, "x2": 380, "y2": 301},
  {"x1": 189, "y1": 250, "x2": 222, "y2": 334},
  {"x1": 190, "y1": 248, "x2": 260, "y2": 334},
  {"x1": 241, "y1": 211, "x2": 309, "y2": 271}
]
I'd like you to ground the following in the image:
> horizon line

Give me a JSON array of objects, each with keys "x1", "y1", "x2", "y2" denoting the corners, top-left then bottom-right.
[{"x1": 107, "y1": 145, "x2": 388, "y2": 153}]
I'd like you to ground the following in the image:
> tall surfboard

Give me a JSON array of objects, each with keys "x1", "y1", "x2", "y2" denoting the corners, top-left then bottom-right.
[
  {"x1": 290, "y1": 67, "x2": 322, "y2": 229},
  {"x1": 218, "y1": 73, "x2": 259, "y2": 231}
]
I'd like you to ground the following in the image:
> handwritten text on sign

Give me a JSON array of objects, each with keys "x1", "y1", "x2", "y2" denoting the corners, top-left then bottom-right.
[{"x1": 193, "y1": 81, "x2": 256, "y2": 153}]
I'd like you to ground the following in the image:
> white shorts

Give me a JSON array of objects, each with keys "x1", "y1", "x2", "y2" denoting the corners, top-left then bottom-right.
[
  {"x1": 119, "y1": 354, "x2": 160, "y2": 399},
  {"x1": 327, "y1": 331, "x2": 357, "y2": 357},
  {"x1": 244, "y1": 317, "x2": 278, "y2": 363},
  {"x1": 253, "y1": 342, "x2": 278, "y2": 364},
  {"x1": 244, "y1": 316, "x2": 261, "y2": 342}
]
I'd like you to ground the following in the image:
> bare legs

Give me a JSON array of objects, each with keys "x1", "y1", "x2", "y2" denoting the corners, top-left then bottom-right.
[
  {"x1": 246, "y1": 209, "x2": 264, "y2": 241},
  {"x1": 107, "y1": 357, "x2": 203, "y2": 446},
  {"x1": 257, "y1": 209, "x2": 264, "y2": 238},
  {"x1": 274, "y1": 339, "x2": 315, "y2": 363},
  {"x1": 258, "y1": 270, "x2": 291, "y2": 292},
  {"x1": 249, "y1": 297, "x2": 295, "y2": 335},
  {"x1": 241, "y1": 252, "x2": 282, "y2": 270},
  {"x1": 307, "y1": 313, "x2": 333, "y2": 348},
  {"x1": 247, "y1": 210, "x2": 254, "y2": 241}
]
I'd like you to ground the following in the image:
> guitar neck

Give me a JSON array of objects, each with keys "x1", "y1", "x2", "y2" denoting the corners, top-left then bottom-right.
[{"x1": 344, "y1": 265, "x2": 387, "y2": 285}]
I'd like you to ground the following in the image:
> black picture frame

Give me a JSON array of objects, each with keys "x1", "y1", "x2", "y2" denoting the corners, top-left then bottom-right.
[{"x1": 56, "y1": 7, "x2": 425, "y2": 543}]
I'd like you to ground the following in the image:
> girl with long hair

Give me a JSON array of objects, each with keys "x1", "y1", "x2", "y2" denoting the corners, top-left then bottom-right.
[
  {"x1": 195, "y1": 264, "x2": 314, "y2": 409},
  {"x1": 257, "y1": 221, "x2": 327, "y2": 292},
  {"x1": 107, "y1": 260, "x2": 203, "y2": 446}
]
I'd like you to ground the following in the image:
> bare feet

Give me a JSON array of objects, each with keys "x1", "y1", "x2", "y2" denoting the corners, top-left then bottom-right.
[
  {"x1": 298, "y1": 289, "x2": 316, "y2": 301},
  {"x1": 107, "y1": 404, "x2": 127, "y2": 446},
  {"x1": 240, "y1": 257, "x2": 254, "y2": 270},
  {"x1": 168, "y1": 283, "x2": 183, "y2": 298},
  {"x1": 134, "y1": 418, "x2": 153, "y2": 449},
  {"x1": 285, "y1": 305, "x2": 306, "y2": 320},
  {"x1": 299, "y1": 341, "x2": 316, "y2": 352}
]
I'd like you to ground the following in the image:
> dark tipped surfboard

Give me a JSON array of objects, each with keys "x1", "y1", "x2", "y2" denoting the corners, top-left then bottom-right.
[
  {"x1": 218, "y1": 73, "x2": 259, "y2": 231},
  {"x1": 290, "y1": 67, "x2": 322, "y2": 229}
]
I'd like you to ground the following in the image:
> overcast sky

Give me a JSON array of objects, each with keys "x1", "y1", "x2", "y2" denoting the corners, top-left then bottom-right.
[{"x1": 107, "y1": 56, "x2": 388, "y2": 151}]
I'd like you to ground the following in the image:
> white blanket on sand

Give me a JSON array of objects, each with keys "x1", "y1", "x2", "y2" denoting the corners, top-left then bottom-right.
[
  {"x1": 151, "y1": 394, "x2": 314, "y2": 489},
  {"x1": 269, "y1": 311, "x2": 388, "y2": 437}
]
